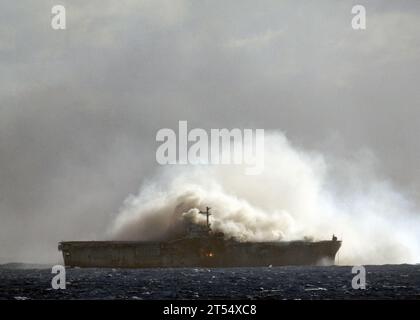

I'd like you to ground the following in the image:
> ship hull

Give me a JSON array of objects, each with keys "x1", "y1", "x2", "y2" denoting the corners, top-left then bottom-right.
[{"x1": 59, "y1": 239, "x2": 342, "y2": 268}]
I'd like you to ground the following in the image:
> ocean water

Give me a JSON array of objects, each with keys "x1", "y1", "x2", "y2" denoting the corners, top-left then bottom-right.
[{"x1": 0, "y1": 265, "x2": 419, "y2": 300}]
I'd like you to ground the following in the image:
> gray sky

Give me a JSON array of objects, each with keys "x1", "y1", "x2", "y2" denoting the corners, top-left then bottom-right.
[{"x1": 1, "y1": 0, "x2": 420, "y2": 262}]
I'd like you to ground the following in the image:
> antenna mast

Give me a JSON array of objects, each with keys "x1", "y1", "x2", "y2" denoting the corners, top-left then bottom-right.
[{"x1": 199, "y1": 206, "x2": 212, "y2": 231}]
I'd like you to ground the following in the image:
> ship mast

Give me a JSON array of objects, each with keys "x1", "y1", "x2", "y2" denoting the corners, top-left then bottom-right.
[{"x1": 199, "y1": 206, "x2": 212, "y2": 231}]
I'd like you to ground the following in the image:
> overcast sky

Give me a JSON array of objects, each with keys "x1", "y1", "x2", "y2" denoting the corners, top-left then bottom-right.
[{"x1": 1, "y1": 0, "x2": 419, "y2": 262}]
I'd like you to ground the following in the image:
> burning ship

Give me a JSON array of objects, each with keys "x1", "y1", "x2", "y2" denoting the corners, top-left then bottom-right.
[{"x1": 59, "y1": 207, "x2": 341, "y2": 268}]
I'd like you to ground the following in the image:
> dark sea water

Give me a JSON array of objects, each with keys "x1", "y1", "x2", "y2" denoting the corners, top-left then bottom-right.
[{"x1": 0, "y1": 265, "x2": 419, "y2": 300}]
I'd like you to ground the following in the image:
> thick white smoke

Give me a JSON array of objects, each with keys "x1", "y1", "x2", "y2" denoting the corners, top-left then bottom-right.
[{"x1": 109, "y1": 133, "x2": 420, "y2": 265}]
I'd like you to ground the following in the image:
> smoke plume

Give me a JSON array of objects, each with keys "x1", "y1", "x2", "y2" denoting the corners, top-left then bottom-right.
[{"x1": 109, "y1": 132, "x2": 420, "y2": 265}]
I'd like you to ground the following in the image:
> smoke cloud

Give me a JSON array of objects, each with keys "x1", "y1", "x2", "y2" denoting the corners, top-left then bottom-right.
[{"x1": 110, "y1": 133, "x2": 420, "y2": 265}]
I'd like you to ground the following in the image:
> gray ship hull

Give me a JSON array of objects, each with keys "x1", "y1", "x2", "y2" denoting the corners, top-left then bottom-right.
[{"x1": 58, "y1": 238, "x2": 342, "y2": 268}]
